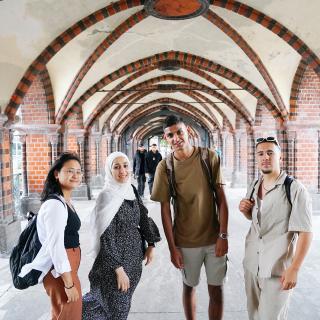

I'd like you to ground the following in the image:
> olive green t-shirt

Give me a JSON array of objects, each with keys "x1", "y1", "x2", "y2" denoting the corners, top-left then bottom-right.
[{"x1": 151, "y1": 147, "x2": 223, "y2": 248}]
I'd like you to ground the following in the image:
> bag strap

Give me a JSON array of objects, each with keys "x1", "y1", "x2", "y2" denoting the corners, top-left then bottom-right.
[
  {"x1": 45, "y1": 194, "x2": 66, "y2": 208},
  {"x1": 249, "y1": 175, "x2": 293, "y2": 206},
  {"x1": 284, "y1": 175, "x2": 294, "y2": 206},
  {"x1": 165, "y1": 153, "x2": 177, "y2": 200},
  {"x1": 249, "y1": 179, "x2": 260, "y2": 201}
]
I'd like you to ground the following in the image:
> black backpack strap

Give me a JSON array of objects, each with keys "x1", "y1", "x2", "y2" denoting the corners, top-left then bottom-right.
[
  {"x1": 284, "y1": 175, "x2": 294, "y2": 206},
  {"x1": 165, "y1": 153, "x2": 177, "y2": 199},
  {"x1": 249, "y1": 179, "x2": 259, "y2": 201},
  {"x1": 132, "y1": 184, "x2": 140, "y2": 200},
  {"x1": 45, "y1": 194, "x2": 66, "y2": 207},
  {"x1": 199, "y1": 147, "x2": 214, "y2": 191}
]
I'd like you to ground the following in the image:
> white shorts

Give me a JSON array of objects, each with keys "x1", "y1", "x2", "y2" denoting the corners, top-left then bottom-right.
[{"x1": 180, "y1": 244, "x2": 227, "y2": 287}]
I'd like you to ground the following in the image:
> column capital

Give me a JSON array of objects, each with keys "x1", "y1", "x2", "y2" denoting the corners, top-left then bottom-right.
[
  {"x1": 0, "y1": 113, "x2": 8, "y2": 127},
  {"x1": 48, "y1": 134, "x2": 59, "y2": 145},
  {"x1": 10, "y1": 123, "x2": 61, "y2": 135}
]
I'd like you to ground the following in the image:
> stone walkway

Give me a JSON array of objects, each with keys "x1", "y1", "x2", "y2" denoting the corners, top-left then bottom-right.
[{"x1": 0, "y1": 187, "x2": 319, "y2": 319}]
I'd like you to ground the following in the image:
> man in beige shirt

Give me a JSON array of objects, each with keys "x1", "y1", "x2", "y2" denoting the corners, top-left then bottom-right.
[
  {"x1": 151, "y1": 115, "x2": 229, "y2": 320},
  {"x1": 239, "y1": 137, "x2": 313, "y2": 320}
]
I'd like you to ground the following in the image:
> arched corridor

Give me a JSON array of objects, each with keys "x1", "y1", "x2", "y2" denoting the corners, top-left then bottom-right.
[
  {"x1": 0, "y1": 1, "x2": 320, "y2": 318},
  {"x1": 1, "y1": 0, "x2": 320, "y2": 253}
]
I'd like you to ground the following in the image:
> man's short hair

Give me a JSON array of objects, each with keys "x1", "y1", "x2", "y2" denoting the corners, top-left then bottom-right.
[
  {"x1": 151, "y1": 143, "x2": 157, "y2": 147},
  {"x1": 163, "y1": 115, "x2": 185, "y2": 130}
]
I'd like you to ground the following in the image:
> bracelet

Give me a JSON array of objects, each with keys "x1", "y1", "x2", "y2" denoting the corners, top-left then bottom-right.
[
  {"x1": 64, "y1": 283, "x2": 74, "y2": 289},
  {"x1": 218, "y1": 232, "x2": 228, "y2": 240}
]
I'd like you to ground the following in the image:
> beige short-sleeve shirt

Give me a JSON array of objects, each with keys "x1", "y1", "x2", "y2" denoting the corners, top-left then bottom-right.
[
  {"x1": 151, "y1": 147, "x2": 223, "y2": 248},
  {"x1": 243, "y1": 171, "x2": 313, "y2": 277}
]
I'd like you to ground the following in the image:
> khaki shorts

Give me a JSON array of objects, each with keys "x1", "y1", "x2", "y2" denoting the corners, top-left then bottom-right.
[{"x1": 180, "y1": 244, "x2": 227, "y2": 287}]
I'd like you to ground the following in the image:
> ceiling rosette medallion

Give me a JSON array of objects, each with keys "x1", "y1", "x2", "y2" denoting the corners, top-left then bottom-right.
[{"x1": 145, "y1": 0, "x2": 210, "y2": 20}]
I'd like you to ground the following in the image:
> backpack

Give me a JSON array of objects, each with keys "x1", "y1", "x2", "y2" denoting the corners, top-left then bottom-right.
[
  {"x1": 165, "y1": 147, "x2": 220, "y2": 223},
  {"x1": 9, "y1": 194, "x2": 65, "y2": 290},
  {"x1": 249, "y1": 175, "x2": 294, "y2": 206}
]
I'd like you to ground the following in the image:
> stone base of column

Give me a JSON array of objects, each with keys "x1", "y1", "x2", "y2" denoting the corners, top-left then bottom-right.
[
  {"x1": 231, "y1": 171, "x2": 247, "y2": 188},
  {"x1": 0, "y1": 220, "x2": 21, "y2": 255},
  {"x1": 72, "y1": 183, "x2": 92, "y2": 200},
  {"x1": 90, "y1": 175, "x2": 104, "y2": 189},
  {"x1": 311, "y1": 192, "x2": 320, "y2": 215},
  {"x1": 21, "y1": 194, "x2": 42, "y2": 217}
]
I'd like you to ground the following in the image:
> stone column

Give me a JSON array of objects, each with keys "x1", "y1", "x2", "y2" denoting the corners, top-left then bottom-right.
[
  {"x1": 0, "y1": 114, "x2": 21, "y2": 254},
  {"x1": 49, "y1": 134, "x2": 59, "y2": 165},
  {"x1": 19, "y1": 134, "x2": 28, "y2": 197},
  {"x1": 90, "y1": 134, "x2": 104, "y2": 189},
  {"x1": 231, "y1": 132, "x2": 243, "y2": 187},
  {"x1": 114, "y1": 134, "x2": 120, "y2": 152},
  {"x1": 106, "y1": 133, "x2": 112, "y2": 155},
  {"x1": 246, "y1": 128, "x2": 257, "y2": 185}
]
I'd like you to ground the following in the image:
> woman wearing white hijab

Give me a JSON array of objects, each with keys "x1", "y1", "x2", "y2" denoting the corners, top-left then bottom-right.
[{"x1": 83, "y1": 152, "x2": 161, "y2": 320}]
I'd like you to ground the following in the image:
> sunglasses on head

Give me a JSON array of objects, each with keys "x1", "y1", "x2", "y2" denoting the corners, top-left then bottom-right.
[{"x1": 256, "y1": 136, "x2": 280, "y2": 147}]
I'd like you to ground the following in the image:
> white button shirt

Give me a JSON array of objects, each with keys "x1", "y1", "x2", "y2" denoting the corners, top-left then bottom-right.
[
  {"x1": 243, "y1": 171, "x2": 313, "y2": 278},
  {"x1": 19, "y1": 196, "x2": 72, "y2": 283}
]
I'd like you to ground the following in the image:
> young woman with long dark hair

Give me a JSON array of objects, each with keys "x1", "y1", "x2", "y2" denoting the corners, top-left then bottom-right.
[{"x1": 19, "y1": 152, "x2": 83, "y2": 319}]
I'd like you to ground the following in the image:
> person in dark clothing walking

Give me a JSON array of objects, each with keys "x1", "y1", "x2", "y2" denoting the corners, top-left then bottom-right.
[
  {"x1": 146, "y1": 144, "x2": 162, "y2": 194},
  {"x1": 133, "y1": 143, "x2": 147, "y2": 197}
]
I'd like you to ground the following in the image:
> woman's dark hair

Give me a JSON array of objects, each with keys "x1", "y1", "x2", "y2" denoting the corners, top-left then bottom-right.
[{"x1": 41, "y1": 152, "x2": 81, "y2": 202}]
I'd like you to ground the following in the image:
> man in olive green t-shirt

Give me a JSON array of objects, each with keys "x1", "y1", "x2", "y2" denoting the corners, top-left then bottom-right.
[{"x1": 151, "y1": 115, "x2": 229, "y2": 320}]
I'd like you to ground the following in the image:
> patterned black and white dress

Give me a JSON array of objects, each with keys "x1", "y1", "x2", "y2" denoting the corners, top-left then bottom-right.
[{"x1": 82, "y1": 193, "x2": 161, "y2": 320}]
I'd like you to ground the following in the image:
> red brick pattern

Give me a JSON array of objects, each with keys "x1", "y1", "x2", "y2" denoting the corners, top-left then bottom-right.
[
  {"x1": 26, "y1": 135, "x2": 51, "y2": 194},
  {"x1": 20, "y1": 75, "x2": 50, "y2": 124},
  {"x1": 0, "y1": 128, "x2": 14, "y2": 222}
]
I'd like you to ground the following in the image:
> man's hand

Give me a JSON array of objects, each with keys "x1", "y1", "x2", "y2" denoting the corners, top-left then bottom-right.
[
  {"x1": 170, "y1": 247, "x2": 184, "y2": 269},
  {"x1": 280, "y1": 266, "x2": 298, "y2": 290},
  {"x1": 115, "y1": 267, "x2": 130, "y2": 292},
  {"x1": 215, "y1": 238, "x2": 228, "y2": 257},
  {"x1": 239, "y1": 198, "x2": 254, "y2": 219}
]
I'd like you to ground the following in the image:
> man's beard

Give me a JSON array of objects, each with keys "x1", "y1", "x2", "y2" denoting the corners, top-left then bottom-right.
[{"x1": 261, "y1": 169, "x2": 272, "y2": 174}]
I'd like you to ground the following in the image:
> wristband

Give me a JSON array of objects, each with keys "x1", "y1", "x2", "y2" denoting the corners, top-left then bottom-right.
[{"x1": 64, "y1": 283, "x2": 74, "y2": 289}]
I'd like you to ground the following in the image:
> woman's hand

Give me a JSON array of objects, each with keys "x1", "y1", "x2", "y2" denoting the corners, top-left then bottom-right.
[
  {"x1": 144, "y1": 246, "x2": 155, "y2": 266},
  {"x1": 64, "y1": 286, "x2": 79, "y2": 303},
  {"x1": 115, "y1": 267, "x2": 130, "y2": 292}
]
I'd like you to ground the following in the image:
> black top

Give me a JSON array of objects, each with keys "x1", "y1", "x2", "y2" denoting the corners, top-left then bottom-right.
[
  {"x1": 64, "y1": 204, "x2": 81, "y2": 249},
  {"x1": 146, "y1": 150, "x2": 162, "y2": 174},
  {"x1": 133, "y1": 150, "x2": 147, "y2": 175}
]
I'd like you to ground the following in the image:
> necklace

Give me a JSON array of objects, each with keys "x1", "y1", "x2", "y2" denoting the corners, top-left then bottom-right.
[{"x1": 262, "y1": 172, "x2": 282, "y2": 192}]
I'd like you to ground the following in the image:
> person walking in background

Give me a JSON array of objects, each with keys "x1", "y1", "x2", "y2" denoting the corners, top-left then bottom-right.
[
  {"x1": 146, "y1": 143, "x2": 162, "y2": 195},
  {"x1": 133, "y1": 143, "x2": 147, "y2": 198},
  {"x1": 19, "y1": 152, "x2": 83, "y2": 320},
  {"x1": 151, "y1": 115, "x2": 229, "y2": 320},
  {"x1": 83, "y1": 152, "x2": 161, "y2": 320},
  {"x1": 239, "y1": 136, "x2": 313, "y2": 320}
]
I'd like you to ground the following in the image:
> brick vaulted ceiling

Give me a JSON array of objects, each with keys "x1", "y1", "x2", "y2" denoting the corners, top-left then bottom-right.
[{"x1": 1, "y1": 0, "x2": 320, "y2": 137}]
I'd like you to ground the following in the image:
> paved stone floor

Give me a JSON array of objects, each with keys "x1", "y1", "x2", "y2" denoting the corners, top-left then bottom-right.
[{"x1": 0, "y1": 187, "x2": 319, "y2": 320}]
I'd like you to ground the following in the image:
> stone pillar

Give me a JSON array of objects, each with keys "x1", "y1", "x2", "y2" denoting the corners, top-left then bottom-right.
[
  {"x1": 231, "y1": 132, "x2": 241, "y2": 187},
  {"x1": 221, "y1": 132, "x2": 227, "y2": 167},
  {"x1": 246, "y1": 128, "x2": 257, "y2": 185},
  {"x1": 114, "y1": 134, "x2": 120, "y2": 152},
  {"x1": 49, "y1": 134, "x2": 59, "y2": 165},
  {"x1": 106, "y1": 133, "x2": 112, "y2": 155},
  {"x1": 19, "y1": 134, "x2": 28, "y2": 197},
  {"x1": 0, "y1": 114, "x2": 21, "y2": 254},
  {"x1": 90, "y1": 134, "x2": 104, "y2": 189},
  {"x1": 70, "y1": 135, "x2": 91, "y2": 199}
]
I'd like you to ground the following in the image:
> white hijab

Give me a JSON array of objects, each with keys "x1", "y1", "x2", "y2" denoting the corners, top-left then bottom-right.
[{"x1": 90, "y1": 152, "x2": 135, "y2": 259}]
